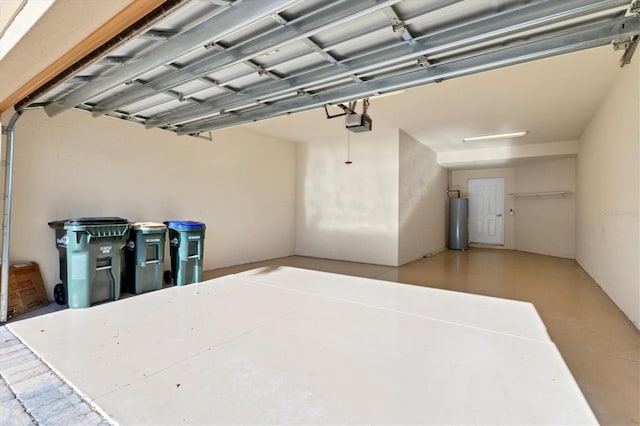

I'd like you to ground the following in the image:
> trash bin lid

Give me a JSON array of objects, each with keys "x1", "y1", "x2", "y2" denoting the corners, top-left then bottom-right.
[
  {"x1": 131, "y1": 222, "x2": 166, "y2": 230},
  {"x1": 164, "y1": 220, "x2": 206, "y2": 231},
  {"x1": 48, "y1": 217, "x2": 128, "y2": 227}
]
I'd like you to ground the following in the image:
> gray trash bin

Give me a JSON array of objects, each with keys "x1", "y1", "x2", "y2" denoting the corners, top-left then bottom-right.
[
  {"x1": 125, "y1": 222, "x2": 167, "y2": 294},
  {"x1": 48, "y1": 217, "x2": 129, "y2": 308}
]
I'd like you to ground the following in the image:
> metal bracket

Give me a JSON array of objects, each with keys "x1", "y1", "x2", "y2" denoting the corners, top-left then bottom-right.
[
  {"x1": 324, "y1": 98, "x2": 369, "y2": 120},
  {"x1": 620, "y1": 35, "x2": 639, "y2": 66},
  {"x1": 417, "y1": 55, "x2": 431, "y2": 67},
  {"x1": 204, "y1": 42, "x2": 225, "y2": 51},
  {"x1": 270, "y1": 13, "x2": 288, "y2": 26},
  {"x1": 324, "y1": 103, "x2": 354, "y2": 119},
  {"x1": 256, "y1": 66, "x2": 268, "y2": 76},
  {"x1": 390, "y1": 17, "x2": 405, "y2": 33},
  {"x1": 190, "y1": 131, "x2": 213, "y2": 141},
  {"x1": 361, "y1": 98, "x2": 370, "y2": 115},
  {"x1": 628, "y1": 0, "x2": 640, "y2": 15},
  {"x1": 124, "y1": 80, "x2": 144, "y2": 87},
  {"x1": 102, "y1": 56, "x2": 132, "y2": 64},
  {"x1": 612, "y1": 37, "x2": 635, "y2": 51},
  {"x1": 141, "y1": 29, "x2": 178, "y2": 40}
]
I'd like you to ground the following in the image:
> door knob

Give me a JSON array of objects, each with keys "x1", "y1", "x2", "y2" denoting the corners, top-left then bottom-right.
[{"x1": 496, "y1": 213, "x2": 503, "y2": 217}]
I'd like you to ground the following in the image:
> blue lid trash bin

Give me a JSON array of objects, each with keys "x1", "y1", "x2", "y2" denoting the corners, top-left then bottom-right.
[
  {"x1": 48, "y1": 217, "x2": 129, "y2": 308},
  {"x1": 125, "y1": 222, "x2": 167, "y2": 295},
  {"x1": 164, "y1": 221, "x2": 206, "y2": 286}
]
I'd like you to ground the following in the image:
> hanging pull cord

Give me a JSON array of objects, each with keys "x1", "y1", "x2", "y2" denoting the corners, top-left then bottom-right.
[{"x1": 345, "y1": 130, "x2": 352, "y2": 165}]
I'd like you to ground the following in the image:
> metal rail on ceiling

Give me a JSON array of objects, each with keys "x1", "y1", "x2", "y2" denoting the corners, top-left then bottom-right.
[
  {"x1": 43, "y1": 0, "x2": 303, "y2": 117},
  {"x1": 13, "y1": 0, "x2": 189, "y2": 112},
  {"x1": 144, "y1": 0, "x2": 632, "y2": 130},
  {"x1": 88, "y1": 0, "x2": 408, "y2": 117},
  {"x1": 15, "y1": 0, "x2": 640, "y2": 137},
  {"x1": 175, "y1": 16, "x2": 640, "y2": 135}
]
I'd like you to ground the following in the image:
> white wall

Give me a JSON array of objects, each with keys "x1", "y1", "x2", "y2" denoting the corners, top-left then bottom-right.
[
  {"x1": 449, "y1": 158, "x2": 577, "y2": 258},
  {"x1": 398, "y1": 130, "x2": 448, "y2": 265},
  {"x1": 296, "y1": 127, "x2": 399, "y2": 266},
  {"x1": 577, "y1": 58, "x2": 639, "y2": 328},
  {"x1": 295, "y1": 127, "x2": 449, "y2": 267},
  {"x1": 514, "y1": 158, "x2": 576, "y2": 258},
  {"x1": 438, "y1": 140, "x2": 579, "y2": 169},
  {"x1": 1, "y1": 108, "x2": 296, "y2": 296}
]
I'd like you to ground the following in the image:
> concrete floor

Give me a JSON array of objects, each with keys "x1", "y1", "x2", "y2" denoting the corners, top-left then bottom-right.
[
  {"x1": 204, "y1": 250, "x2": 640, "y2": 426},
  {"x1": 4, "y1": 249, "x2": 639, "y2": 425}
]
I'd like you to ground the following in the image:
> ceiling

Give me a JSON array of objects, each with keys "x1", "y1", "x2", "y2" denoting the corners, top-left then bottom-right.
[
  {"x1": 246, "y1": 45, "x2": 622, "y2": 152},
  {"x1": 0, "y1": 0, "x2": 54, "y2": 60},
  {"x1": 12, "y1": 0, "x2": 638, "y2": 148}
]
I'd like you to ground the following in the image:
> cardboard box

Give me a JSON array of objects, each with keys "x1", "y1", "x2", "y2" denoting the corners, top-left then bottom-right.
[{"x1": 5, "y1": 262, "x2": 49, "y2": 320}]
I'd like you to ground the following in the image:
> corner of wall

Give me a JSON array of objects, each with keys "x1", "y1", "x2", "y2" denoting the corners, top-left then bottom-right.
[
  {"x1": 514, "y1": 157, "x2": 577, "y2": 259},
  {"x1": 294, "y1": 127, "x2": 401, "y2": 266},
  {"x1": 398, "y1": 130, "x2": 447, "y2": 265}
]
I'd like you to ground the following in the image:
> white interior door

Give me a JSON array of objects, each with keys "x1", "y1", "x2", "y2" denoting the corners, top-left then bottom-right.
[{"x1": 468, "y1": 178, "x2": 504, "y2": 245}]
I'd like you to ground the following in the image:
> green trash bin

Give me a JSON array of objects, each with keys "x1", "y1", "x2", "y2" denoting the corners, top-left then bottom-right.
[
  {"x1": 165, "y1": 221, "x2": 206, "y2": 286},
  {"x1": 125, "y1": 222, "x2": 167, "y2": 294},
  {"x1": 48, "y1": 217, "x2": 129, "y2": 309}
]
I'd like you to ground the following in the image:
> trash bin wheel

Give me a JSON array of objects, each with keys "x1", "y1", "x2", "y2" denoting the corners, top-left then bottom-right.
[
  {"x1": 54, "y1": 283, "x2": 67, "y2": 305},
  {"x1": 163, "y1": 270, "x2": 173, "y2": 285}
]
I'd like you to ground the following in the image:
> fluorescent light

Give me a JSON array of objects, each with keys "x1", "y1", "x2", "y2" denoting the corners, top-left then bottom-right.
[{"x1": 462, "y1": 131, "x2": 528, "y2": 142}]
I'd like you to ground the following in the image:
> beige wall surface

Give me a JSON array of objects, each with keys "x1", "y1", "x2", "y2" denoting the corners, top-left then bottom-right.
[
  {"x1": 449, "y1": 167, "x2": 517, "y2": 250},
  {"x1": 514, "y1": 158, "x2": 576, "y2": 258},
  {"x1": 1, "y1": 108, "x2": 297, "y2": 297},
  {"x1": 0, "y1": 0, "x2": 27, "y2": 37},
  {"x1": 398, "y1": 130, "x2": 447, "y2": 265},
  {"x1": 295, "y1": 127, "x2": 399, "y2": 266},
  {"x1": 577, "y1": 59, "x2": 639, "y2": 328},
  {"x1": 450, "y1": 158, "x2": 577, "y2": 258}
]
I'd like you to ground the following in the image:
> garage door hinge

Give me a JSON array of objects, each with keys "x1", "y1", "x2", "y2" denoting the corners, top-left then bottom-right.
[
  {"x1": 613, "y1": 37, "x2": 635, "y2": 51},
  {"x1": 629, "y1": 0, "x2": 640, "y2": 15}
]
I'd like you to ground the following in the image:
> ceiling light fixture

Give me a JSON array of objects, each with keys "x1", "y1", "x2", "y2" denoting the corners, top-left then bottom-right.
[{"x1": 462, "y1": 131, "x2": 528, "y2": 142}]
